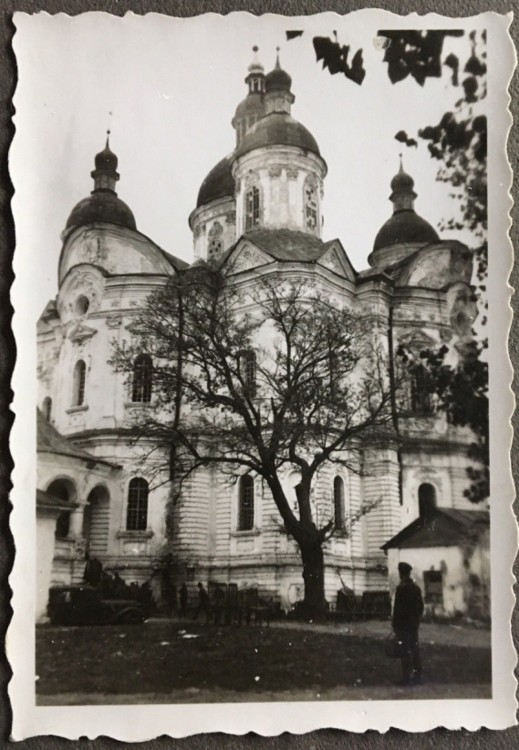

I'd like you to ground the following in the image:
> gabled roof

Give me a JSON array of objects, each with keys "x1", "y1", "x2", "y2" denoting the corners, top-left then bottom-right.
[
  {"x1": 37, "y1": 409, "x2": 117, "y2": 468},
  {"x1": 381, "y1": 508, "x2": 489, "y2": 551},
  {"x1": 221, "y1": 229, "x2": 359, "y2": 275},
  {"x1": 243, "y1": 228, "x2": 325, "y2": 262}
]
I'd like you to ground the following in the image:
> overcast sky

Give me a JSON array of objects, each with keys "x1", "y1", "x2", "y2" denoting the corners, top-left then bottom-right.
[{"x1": 13, "y1": 11, "x2": 479, "y2": 315}]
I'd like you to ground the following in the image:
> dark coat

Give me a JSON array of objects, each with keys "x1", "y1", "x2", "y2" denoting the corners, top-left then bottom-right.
[{"x1": 392, "y1": 578, "x2": 424, "y2": 631}]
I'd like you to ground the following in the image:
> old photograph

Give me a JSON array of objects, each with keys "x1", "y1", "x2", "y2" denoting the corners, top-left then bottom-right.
[{"x1": 9, "y1": 9, "x2": 516, "y2": 738}]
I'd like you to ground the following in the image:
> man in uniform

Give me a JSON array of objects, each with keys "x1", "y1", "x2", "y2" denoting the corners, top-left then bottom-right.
[{"x1": 392, "y1": 561, "x2": 424, "y2": 686}]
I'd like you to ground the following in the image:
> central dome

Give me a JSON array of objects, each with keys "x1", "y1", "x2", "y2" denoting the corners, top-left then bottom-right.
[{"x1": 234, "y1": 112, "x2": 321, "y2": 160}]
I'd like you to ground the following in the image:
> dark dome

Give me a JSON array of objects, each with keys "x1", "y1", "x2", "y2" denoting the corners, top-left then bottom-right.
[
  {"x1": 234, "y1": 113, "x2": 321, "y2": 159},
  {"x1": 66, "y1": 191, "x2": 136, "y2": 232},
  {"x1": 390, "y1": 169, "x2": 414, "y2": 192},
  {"x1": 265, "y1": 66, "x2": 292, "y2": 92},
  {"x1": 373, "y1": 210, "x2": 439, "y2": 252},
  {"x1": 94, "y1": 143, "x2": 118, "y2": 172},
  {"x1": 196, "y1": 156, "x2": 235, "y2": 209}
]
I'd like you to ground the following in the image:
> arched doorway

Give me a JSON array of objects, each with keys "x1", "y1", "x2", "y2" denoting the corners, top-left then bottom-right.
[
  {"x1": 83, "y1": 485, "x2": 110, "y2": 557},
  {"x1": 47, "y1": 478, "x2": 75, "y2": 538}
]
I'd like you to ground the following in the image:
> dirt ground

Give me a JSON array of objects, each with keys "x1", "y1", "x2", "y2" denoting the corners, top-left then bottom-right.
[{"x1": 36, "y1": 618, "x2": 491, "y2": 705}]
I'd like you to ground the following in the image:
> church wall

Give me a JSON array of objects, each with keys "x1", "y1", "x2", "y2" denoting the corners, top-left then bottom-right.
[
  {"x1": 362, "y1": 445, "x2": 402, "y2": 558},
  {"x1": 59, "y1": 225, "x2": 174, "y2": 282}
]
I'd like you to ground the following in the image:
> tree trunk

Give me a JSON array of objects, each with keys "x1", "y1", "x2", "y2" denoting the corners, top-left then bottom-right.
[{"x1": 299, "y1": 538, "x2": 326, "y2": 620}]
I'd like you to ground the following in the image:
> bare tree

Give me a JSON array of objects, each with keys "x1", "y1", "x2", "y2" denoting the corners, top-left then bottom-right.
[{"x1": 112, "y1": 265, "x2": 399, "y2": 617}]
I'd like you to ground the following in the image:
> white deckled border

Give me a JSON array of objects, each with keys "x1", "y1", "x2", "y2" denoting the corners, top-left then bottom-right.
[{"x1": 8, "y1": 9, "x2": 517, "y2": 739}]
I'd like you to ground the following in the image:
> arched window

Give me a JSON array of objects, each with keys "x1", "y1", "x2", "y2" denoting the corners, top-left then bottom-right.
[
  {"x1": 245, "y1": 185, "x2": 260, "y2": 231},
  {"x1": 132, "y1": 354, "x2": 153, "y2": 403},
  {"x1": 411, "y1": 367, "x2": 433, "y2": 414},
  {"x1": 208, "y1": 221, "x2": 223, "y2": 258},
  {"x1": 239, "y1": 349, "x2": 256, "y2": 396},
  {"x1": 42, "y1": 396, "x2": 52, "y2": 421},
  {"x1": 334, "y1": 476, "x2": 346, "y2": 530},
  {"x1": 126, "y1": 478, "x2": 149, "y2": 531},
  {"x1": 73, "y1": 360, "x2": 86, "y2": 406},
  {"x1": 418, "y1": 483, "x2": 437, "y2": 520},
  {"x1": 304, "y1": 177, "x2": 318, "y2": 232},
  {"x1": 238, "y1": 475, "x2": 254, "y2": 531}
]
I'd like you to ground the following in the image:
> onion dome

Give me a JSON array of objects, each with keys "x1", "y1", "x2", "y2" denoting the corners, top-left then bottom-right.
[
  {"x1": 372, "y1": 158, "x2": 439, "y2": 254},
  {"x1": 265, "y1": 50, "x2": 292, "y2": 92},
  {"x1": 390, "y1": 166, "x2": 414, "y2": 193},
  {"x1": 196, "y1": 156, "x2": 235, "y2": 208},
  {"x1": 94, "y1": 140, "x2": 118, "y2": 172},
  {"x1": 65, "y1": 133, "x2": 137, "y2": 233},
  {"x1": 373, "y1": 212, "x2": 439, "y2": 252},
  {"x1": 234, "y1": 112, "x2": 321, "y2": 160}
]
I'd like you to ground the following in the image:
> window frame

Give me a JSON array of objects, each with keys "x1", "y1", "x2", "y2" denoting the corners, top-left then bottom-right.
[
  {"x1": 245, "y1": 185, "x2": 261, "y2": 231},
  {"x1": 126, "y1": 477, "x2": 149, "y2": 531},
  {"x1": 238, "y1": 474, "x2": 255, "y2": 532},
  {"x1": 73, "y1": 359, "x2": 87, "y2": 407},
  {"x1": 132, "y1": 354, "x2": 153, "y2": 403},
  {"x1": 418, "y1": 482, "x2": 437, "y2": 520},
  {"x1": 423, "y1": 570, "x2": 443, "y2": 605},
  {"x1": 304, "y1": 177, "x2": 319, "y2": 232}
]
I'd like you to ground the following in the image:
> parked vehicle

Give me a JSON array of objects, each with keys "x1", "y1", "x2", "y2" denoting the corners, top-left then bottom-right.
[{"x1": 47, "y1": 584, "x2": 148, "y2": 626}]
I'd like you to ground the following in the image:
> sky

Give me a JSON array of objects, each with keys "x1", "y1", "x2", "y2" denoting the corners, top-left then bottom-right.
[{"x1": 12, "y1": 11, "x2": 478, "y2": 315}]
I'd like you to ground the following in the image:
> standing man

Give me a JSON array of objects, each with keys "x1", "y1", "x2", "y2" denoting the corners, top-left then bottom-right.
[{"x1": 392, "y1": 561, "x2": 424, "y2": 686}]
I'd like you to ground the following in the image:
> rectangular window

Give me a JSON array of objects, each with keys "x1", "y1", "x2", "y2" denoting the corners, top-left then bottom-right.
[
  {"x1": 126, "y1": 479, "x2": 149, "y2": 531},
  {"x1": 424, "y1": 570, "x2": 443, "y2": 605},
  {"x1": 238, "y1": 476, "x2": 254, "y2": 531}
]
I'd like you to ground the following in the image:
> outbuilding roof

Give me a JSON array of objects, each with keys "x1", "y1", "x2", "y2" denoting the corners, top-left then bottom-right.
[{"x1": 381, "y1": 508, "x2": 489, "y2": 551}]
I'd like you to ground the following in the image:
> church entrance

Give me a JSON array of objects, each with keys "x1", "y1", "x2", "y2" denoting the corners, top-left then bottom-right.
[{"x1": 83, "y1": 485, "x2": 110, "y2": 558}]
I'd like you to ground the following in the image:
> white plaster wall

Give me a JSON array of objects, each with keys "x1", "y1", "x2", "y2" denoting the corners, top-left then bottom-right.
[
  {"x1": 36, "y1": 511, "x2": 60, "y2": 620},
  {"x1": 387, "y1": 542, "x2": 489, "y2": 618},
  {"x1": 233, "y1": 146, "x2": 326, "y2": 236}
]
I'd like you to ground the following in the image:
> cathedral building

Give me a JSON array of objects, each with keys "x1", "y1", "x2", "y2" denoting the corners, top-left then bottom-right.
[{"x1": 36, "y1": 49, "x2": 485, "y2": 619}]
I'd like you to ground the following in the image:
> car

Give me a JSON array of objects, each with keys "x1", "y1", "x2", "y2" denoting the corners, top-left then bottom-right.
[{"x1": 47, "y1": 584, "x2": 148, "y2": 626}]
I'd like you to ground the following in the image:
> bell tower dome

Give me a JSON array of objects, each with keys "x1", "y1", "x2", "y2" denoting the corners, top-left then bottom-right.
[{"x1": 232, "y1": 47, "x2": 266, "y2": 146}]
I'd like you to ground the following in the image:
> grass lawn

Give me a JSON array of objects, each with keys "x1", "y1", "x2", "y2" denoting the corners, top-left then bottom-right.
[{"x1": 36, "y1": 620, "x2": 491, "y2": 702}]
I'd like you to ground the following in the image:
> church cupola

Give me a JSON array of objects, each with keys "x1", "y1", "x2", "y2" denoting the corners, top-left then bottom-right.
[
  {"x1": 64, "y1": 132, "x2": 136, "y2": 235},
  {"x1": 232, "y1": 47, "x2": 266, "y2": 146},
  {"x1": 232, "y1": 55, "x2": 327, "y2": 239},
  {"x1": 246, "y1": 46, "x2": 265, "y2": 94},
  {"x1": 91, "y1": 131, "x2": 120, "y2": 192},
  {"x1": 369, "y1": 157, "x2": 439, "y2": 268},
  {"x1": 265, "y1": 49, "x2": 295, "y2": 115},
  {"x1": 389, "y1": 157, "x2": 417, "y2": 211}
]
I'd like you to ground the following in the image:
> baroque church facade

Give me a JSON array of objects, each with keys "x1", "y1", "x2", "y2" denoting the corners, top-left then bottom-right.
[{"x1": 36, "y1": 49, "x2": 483, "y2": 619}]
